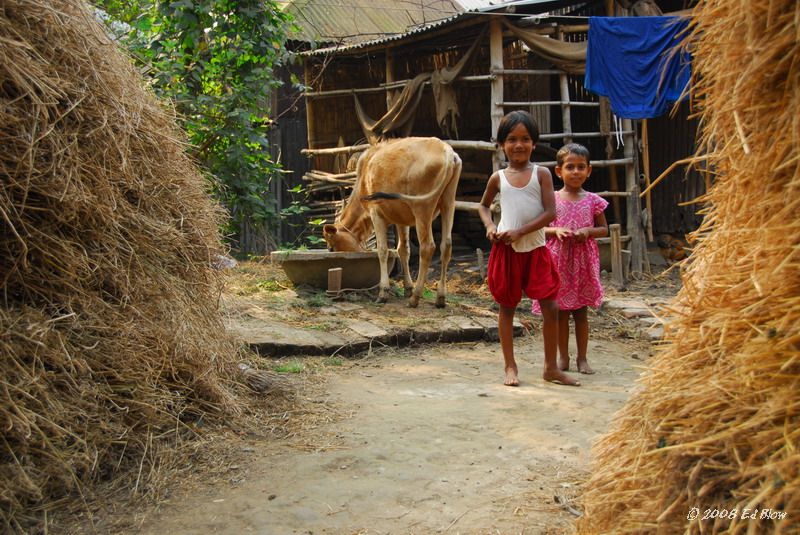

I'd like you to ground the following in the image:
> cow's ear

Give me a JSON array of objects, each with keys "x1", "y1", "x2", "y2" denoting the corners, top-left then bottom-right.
[{"x1": 323, "y1": 224, "x2": 337, "y2": 235}]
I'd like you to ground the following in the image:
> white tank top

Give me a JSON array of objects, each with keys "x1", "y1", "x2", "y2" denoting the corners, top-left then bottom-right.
[{"x1": 496, "y1": 166, "x2": 546, "y2": 252}]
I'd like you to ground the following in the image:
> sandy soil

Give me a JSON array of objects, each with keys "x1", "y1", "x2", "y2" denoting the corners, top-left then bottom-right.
[
  {"x1": 136, "y1": 333, "x2": 651, "y2": 534},
  {"x1": 109, "y1": 258, "x2": 675, "y2": 535}
]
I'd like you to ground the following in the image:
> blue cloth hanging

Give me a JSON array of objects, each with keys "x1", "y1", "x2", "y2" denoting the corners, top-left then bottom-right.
[{"x1": 585, "y1": 16, "x2": 691, "y2": 119}]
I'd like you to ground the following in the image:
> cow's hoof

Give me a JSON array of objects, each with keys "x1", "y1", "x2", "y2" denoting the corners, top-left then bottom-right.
[
  {"x1": 375, "y1": 295, "x2": 388, "y2": 304},
  {"x1": 403, "y1": 287, "x2": 413, "y2": 298},
  {"x1": 407, "y1": 297, "x2": 420, "y2": 308},
  {"x1": 435, "y1": 297, "x2": 446, "y2": 308}
]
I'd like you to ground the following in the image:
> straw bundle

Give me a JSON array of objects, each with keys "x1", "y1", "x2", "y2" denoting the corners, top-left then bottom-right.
[
  {"x1": 1, "y1": 0, "x2": 245, "y2": 529},
  {"x1": 576, "y1": 2, "x2": 799, "y2": 533}
]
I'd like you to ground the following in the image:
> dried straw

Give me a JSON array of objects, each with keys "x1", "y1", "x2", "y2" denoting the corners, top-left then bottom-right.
[
  {"x1": 0, "y1": 0, "x2": 252, "y2": 530},
  {"x1": 576, "y1": 2, "x2": 799, "y2": 533}
]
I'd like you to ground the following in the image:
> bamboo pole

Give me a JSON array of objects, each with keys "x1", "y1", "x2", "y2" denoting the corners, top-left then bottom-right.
[
  {"x1": 300, "y1": 135, "x2": 631, "y2": 157},
  {"x1": 595, "y1": 191, "x2": 635, "y2": 197},
  {"x1": 492, "y1": 68, "x2": 563, "y2": 75},
  {"x1": 641, "y1": 119, "x2": 654, "y2": 241},
  {"x1": 489, "y1": 17, "x2": 504, "y2": 173},
  {"x1": 498, "y1": 100, "x2": 600, "y2": 107},
  {"x1": 302, "y1": 145, "x2": 633, "y2": 169},
  {"x1": 556, "y1": 27, "x2": 573, "y2": 145},
  {"x1": 609, "y1": 223, "x2": 624, "y2": 285},
  {"x1": 604, "y1": 0, "x2": 622, "y2": 228},
  {"x1": 608, "y1": 166, "x2": 622, "y2": 225},
  {"x1": 302, "y1": 144, "x2": 370, "y2": 156},
  {"x1": 304, "y1": 170, "x2": 357, "y2": 180},
  {"x1": 303, "y1": 75, "x2": 495, "y2": 99},
  {"x1": 304, "y1": 61, "x2": 317, "y2": 151},
  {"x1": 301, "y1": 140, "x2": 497, "y2": 156},
  {"x1": 622, "y1": 118, "x2": 645, "y2": 274},
  {"x1": 454, "y1": 200, "x2": 500, "y2": 214},
  {"x1": 540, "y1": 130, "x2": 634, "y2": 140},
  {"x1": 385, "y1": 49, "x2": 396, "y2": 109}
]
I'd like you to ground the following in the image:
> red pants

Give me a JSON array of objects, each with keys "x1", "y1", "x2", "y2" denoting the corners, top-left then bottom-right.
[{"x1": 487, "y1": 242, "x2": 560, "y2": 308}]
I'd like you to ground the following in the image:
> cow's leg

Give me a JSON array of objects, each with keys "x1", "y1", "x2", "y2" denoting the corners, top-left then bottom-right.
[
  {"x1": 409, "y1": 217, "x2": 435, "y2": 308},
  {"x1": 435, "y1": 167, "x2": 460, "y2": 308},
  {"x1": 372, "y1": 214, "x2": 392, "y2": 303},
  {"x1": 396, "y1": 224, "x2": 413, "y2": 297},
  {"x1": 436, "y1": 202, "x2": 456, "y2": 309}
]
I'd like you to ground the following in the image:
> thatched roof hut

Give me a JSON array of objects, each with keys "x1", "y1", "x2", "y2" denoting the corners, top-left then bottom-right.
[
  {"x1": 269, "y1": 0, "x2": 497, "y2": 248},
  {"x1": 288, "y1": 0, "x2": 705, "y2": 274}
]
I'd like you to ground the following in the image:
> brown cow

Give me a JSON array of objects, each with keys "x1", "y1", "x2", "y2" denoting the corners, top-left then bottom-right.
[{"x1": 322, "y1": 137, "x2": 462, "y2": 307}]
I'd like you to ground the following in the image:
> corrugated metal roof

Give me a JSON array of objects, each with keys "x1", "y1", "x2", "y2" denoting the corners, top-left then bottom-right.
[
  {"x1": 281, "y1": 0, "x2": 463, "y2": 45},
  {"x1": 300, "y1": 0, "x2": 592, "y2": 55},
  {"x1": 453, "y1": 0, "x2": 509, "y2": 11}
]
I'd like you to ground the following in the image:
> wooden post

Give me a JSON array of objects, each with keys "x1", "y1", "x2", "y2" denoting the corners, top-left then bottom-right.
[
  {"x1": 489, "y1": 17, "x2": 504, "y2": 172},
  {"x1": 622, "y1": 118, "x2": 645, "y2": 274},
  {"x1": 556, "y1": 27, "x2": 573, "y2": 146},
  {"x1": 304, "y1": 61, "x2": 317, "y2": 151},
  {"x1": 609, "y1": 223, "x2": 623, "y2": 286},
  {"x1": 641, "y1": 119, "x2": 654, "y2": 242},
  {"x1": 327, "y1": 267, "x2": 342, "y2": 297},
  {"x1": 385, "y1": 50, "x2": 396, "y2": 109},
  {"x1": 476, "y1": 248, "x2": 486, "y2": 280},
  {"x1": 608, "y1": 166, "x2": 622, "y2": 224}
]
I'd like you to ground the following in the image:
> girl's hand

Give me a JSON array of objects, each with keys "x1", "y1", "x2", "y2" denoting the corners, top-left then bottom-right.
[
  {"x1": 498, "y1": 229, "x2": 524, "y2": 245},
  {"x1": 574, "y1": 228, "x2": 590, "y2": 243},
  {"x1": 497, "y1": 229, "x2": 522, "y2": 244},
  {"x1": 553, "y1": 227, "x2": 573, "y2": 241},
  {"x1": 486, "y1": 223, "x2": 499, "y2": 242}
]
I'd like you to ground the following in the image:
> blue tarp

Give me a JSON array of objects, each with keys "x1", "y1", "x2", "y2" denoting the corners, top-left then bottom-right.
[{"x1": 585, "y1": 16, "x2": 691, "y2": 119}]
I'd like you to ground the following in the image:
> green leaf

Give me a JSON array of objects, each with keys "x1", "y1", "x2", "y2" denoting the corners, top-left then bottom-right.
[{"x1": 98, "y1": 0, "x2": 294, "y2": 243}]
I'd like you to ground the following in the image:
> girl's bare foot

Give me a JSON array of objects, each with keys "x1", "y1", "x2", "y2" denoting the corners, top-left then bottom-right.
[
  {"x1": 577, "y1": 357, "x2": 595, "y2": 374},
  {"x1": 504, "y1": 366, "x2": 520, "y2": 386},
  {"x1": 558, "y1": 354, "x2": 570, "y2": 371},
  {"x1": 543, "y1": 368, "x2": 580, "y2": 386}
]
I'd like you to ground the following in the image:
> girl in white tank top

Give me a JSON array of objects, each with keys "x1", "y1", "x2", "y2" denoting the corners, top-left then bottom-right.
[
  {"x1": 496, "y1": 165, "x2": 547, "y2": 252},
  {"x1": 477, "y1": 110, "x2": 581, "y2": 388}
]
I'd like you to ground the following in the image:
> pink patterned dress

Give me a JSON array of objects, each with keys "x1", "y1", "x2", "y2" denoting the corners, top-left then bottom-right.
[{"x1": 532, "y1": 191, "x2": 608, "y2": 312}]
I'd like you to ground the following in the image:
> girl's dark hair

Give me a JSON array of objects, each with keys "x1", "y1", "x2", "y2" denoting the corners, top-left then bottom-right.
[
  {"x1": 556, "y1": 143, "x2": 591, "y2": 166},
  {"x1": 496, "y1": 110, "x2": 539, "y2": 144}
]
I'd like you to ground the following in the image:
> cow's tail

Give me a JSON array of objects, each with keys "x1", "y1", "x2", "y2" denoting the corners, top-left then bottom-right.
[
  {"x1": 361, "y1": 185, "x2": 442, "y2": 204},
  {"x1": 361, "y1": 149, "x2": 459, "y2": 204},
  {"x1": 361, "y1": 192, "x2": 404, "y2": 202}
]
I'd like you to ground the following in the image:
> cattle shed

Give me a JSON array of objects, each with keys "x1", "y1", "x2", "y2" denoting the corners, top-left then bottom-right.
[
  {"x1": 267, "y1": 0, "x2": 479, "y2": 250},
  {"x1": 295, "y1": 0, "x2": 703, "y2": 274}
]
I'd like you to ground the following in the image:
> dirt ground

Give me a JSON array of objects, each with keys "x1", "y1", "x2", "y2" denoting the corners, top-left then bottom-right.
[{"x1": 131, "y1": 258, "x2": 677, "y2": 535}]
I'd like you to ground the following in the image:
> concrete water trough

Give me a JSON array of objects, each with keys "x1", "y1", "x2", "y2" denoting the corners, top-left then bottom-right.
[{"x1": 270, "y1": 249, "x2": 398, "y2": 290}]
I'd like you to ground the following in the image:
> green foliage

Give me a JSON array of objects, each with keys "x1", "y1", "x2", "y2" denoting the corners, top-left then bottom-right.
[
  {"x1": 255, "y1": 279, "x2": 285, "y2": 292},
  {"x1": 95, "y1": 0, "x2": 297, "y2": 238},
  {"x1": 304, "y1": 292, "x2": 330, "y2": 308},
  {"x1": 279, "y1": 184, "x2": 327, "y2": 249},
  {"x1": 273, "y1": 360, "x2": 305, "y2": 374}
]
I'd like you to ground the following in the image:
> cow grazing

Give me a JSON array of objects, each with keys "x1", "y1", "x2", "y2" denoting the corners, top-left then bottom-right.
[{"x1": 323, "y1": 137, "x2": 462, "y2": 307}]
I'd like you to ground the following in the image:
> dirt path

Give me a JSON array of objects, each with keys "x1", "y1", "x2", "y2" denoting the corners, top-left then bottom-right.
[{"x1": 138, "y1": 332, "x2": 648, "y2": 534}]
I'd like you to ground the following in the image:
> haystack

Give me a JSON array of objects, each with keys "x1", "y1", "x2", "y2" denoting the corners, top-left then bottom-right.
[
  {"x1": 577, "y1": 1, "x2": 799, "y2": 533},
  {"x1": 1, "y1": 0, "x2": 246, "y2": 530}
]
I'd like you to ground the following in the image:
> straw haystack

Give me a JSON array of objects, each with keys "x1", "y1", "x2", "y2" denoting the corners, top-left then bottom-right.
[
  {"x1": 577, "y1": 2, "x2": 799, "y2": 533},
  {"x1": 1, "y1": 0, "x2": 247, "y2": 529}
]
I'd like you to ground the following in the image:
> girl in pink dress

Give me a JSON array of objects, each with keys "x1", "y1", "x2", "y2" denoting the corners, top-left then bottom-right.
[{"x1": 532, "y1": 143, "x2": 608, "y2": 374}]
